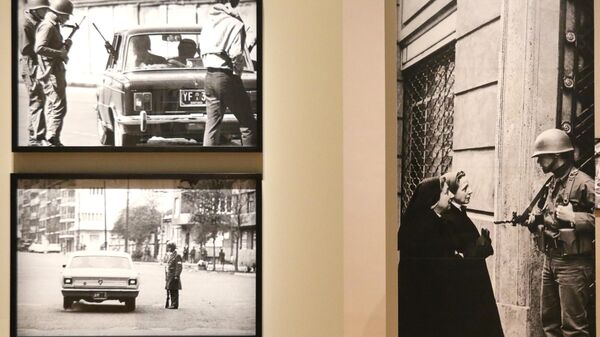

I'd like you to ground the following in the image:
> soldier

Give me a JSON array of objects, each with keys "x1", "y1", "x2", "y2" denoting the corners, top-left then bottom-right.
[
  {"x1": 199, "y1": 0, "x2": 257, "y2": 146},
  {"x1": 164, "y1": 242, "x2": 182, "y2": 309},
  {"x1": 21, "y1": 0, "x2": 50, "y2": 146},
  {"x1": 526, "y1": 129, "x2": 595, "y2": 337},
  {"x1": 34, "y1": 0, "x2": 73, "y2": 147}
]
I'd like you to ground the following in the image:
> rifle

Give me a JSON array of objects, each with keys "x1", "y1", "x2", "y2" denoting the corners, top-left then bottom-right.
[
  {"x1": 92, "y1": 22, "x2": 116, "y2": 56},
  {"x1": 494, "y1": 176, "x2": 553, "y2": 227},
  {"x1": 62, "y1": 16, "x2": 86, "y2": 53}
]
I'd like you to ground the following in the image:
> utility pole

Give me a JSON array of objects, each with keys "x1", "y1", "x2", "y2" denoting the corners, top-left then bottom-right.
[
  {"x1": 125, "y1": 180, "x2": 129, "y2": 253},
  {"x1": 103, "y1": 180, "x2": 107, "y2": 250}
]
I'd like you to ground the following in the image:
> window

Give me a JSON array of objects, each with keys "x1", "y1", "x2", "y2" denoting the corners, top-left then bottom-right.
[{"x1": 399, "y1": 44, "x2": 455, "y2": 213}]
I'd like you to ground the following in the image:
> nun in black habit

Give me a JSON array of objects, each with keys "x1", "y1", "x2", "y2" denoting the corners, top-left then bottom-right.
[
  {"x1": 398, "y1": 176, "x2": 462, "y2": 337},
  {"x1": 441, "y1": 171, "x2": 504, "y2": 337}
]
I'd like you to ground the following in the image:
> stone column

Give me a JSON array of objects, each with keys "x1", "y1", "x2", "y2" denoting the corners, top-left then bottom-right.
[{"x1": 494, "y1": 0, "x2": 561, "y2": 336}]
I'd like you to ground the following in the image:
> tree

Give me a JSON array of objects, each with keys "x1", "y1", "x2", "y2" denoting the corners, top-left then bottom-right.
[
  {"x1": 186, "y1": 179, "x2": 233, "y2": 271},
  {"x1": 113, "y1": 204, "x2": 161, "y2": 253}
]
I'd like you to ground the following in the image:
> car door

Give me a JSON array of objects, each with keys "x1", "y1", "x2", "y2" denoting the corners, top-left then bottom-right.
[{"x1": 99, "y1": 34, "x2": 123, "y2": 128}]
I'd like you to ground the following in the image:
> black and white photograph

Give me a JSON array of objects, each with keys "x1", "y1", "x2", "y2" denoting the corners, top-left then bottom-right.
[
  {"x1": 13, "y1": 0, "x2": 261, "y2": 151},
  {"x1": 396, "y1": 1, "x2": 594, "y2": 337},
  {"x1": 11, "y1": 174, "x2": 261, "y2": 336}
]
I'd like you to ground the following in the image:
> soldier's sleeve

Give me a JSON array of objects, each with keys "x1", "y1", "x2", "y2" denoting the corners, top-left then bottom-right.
[
  {"x1": 573, "y1": 176, "x2": 595, "y2": 233},
  {"x1": 175, "y1": 255, "x2": 183, "y2": 277},
  {"x1": 21, "y1": 21, "x2": 35, "y2": 57},
  {"x1": 35, "y1": 22, "x2": 64, "y2": 59}
]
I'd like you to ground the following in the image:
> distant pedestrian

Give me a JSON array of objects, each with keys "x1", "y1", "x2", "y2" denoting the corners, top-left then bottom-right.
[
  {"x1": 218, "y1": 248, "x2": 225, "y2": 271},
  {"x1": 190, "y1": 247, "x2": 196, "y2": 263},
  {"x1": 183, "y1": 245, "x2": 189, "y2": 262},
  {"x1": 164, "y1": 242, "x2": 182, "y2": 309}
]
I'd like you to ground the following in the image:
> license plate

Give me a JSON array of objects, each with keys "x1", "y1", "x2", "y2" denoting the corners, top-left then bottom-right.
[
  {"x1": 180, "y1": 89, "x2": 205, "y2": 107},
  {"x1": 92, "y1": 292, "x2": 107, "y2": 300},
  {"x1": 187, "y1": 123, "x2": 203, "y2": 131}
]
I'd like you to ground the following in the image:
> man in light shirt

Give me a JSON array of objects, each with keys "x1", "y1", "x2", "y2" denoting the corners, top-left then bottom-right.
[{"x1": 199, "y1": 0, "x2": 257, "y2": 146}]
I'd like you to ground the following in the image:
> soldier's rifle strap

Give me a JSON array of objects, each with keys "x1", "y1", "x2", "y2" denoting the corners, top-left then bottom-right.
[{"x1": 517, "y1": 176, "x2": 554, "y2": 225}]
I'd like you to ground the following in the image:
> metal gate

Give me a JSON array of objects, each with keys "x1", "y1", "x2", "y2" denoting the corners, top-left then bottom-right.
[
  {"x1": 399, "y1": 44, "x2": 455, "y2": 213},
  {"x1": 558, "y1": 0, "x2": 594, "y2": 177}
]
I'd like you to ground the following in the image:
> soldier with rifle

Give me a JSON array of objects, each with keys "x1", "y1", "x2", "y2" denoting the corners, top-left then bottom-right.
[
  {"x1": 523, "y1": 129, "x2": 595, "y2": 337},
  {"x1": 164, "y1": 242, "x2": 182, "y2": 309},
  {"x1": 34, "y1": 0, "x2": 76, "y2": 147},
  {"x1": 21, "y1": 0, "x2": 50, "y2": 146}
]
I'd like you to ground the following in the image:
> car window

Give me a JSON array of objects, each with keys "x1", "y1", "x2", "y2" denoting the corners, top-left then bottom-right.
[
  {"x1": 123, "y1": 33, "x2": 255, "y2": 72},
  {"x1": 70, "y1": 256, "x2": 132, "y2": 269}
]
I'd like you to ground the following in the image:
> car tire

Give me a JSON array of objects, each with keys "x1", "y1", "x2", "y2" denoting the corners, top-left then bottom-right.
[
  {"x1": 63, "y1": 297, "x2": 73, "y2": 310},
  {"x1": 113, "y1": 123, "x2": 138, "y2": 147},
  {"x1": 125, "y1": 298, "x2": 136, "y2": 312},
  {"x1": 97, "y1": 112, "x2": 114, "y2": 146}
]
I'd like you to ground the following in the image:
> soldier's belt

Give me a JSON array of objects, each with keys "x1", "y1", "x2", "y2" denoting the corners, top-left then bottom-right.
[{"x1": 537, "y1": 226, "x2": 594, "y2": 256}]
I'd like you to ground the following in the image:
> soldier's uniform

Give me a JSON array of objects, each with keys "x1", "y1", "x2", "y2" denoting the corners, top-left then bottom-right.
[
  {"x1": 165, "y1": 249, "x2": 183, "y2": 309},
  {"x1": 530, "y1": 129, "x2": 595, "y2": 337},
  {"x1": 21, "y1": 8, "x2": 47, "y2": 145},
  {"x1": 35, "y1": 14, "x2": 67, "y2": 146}
]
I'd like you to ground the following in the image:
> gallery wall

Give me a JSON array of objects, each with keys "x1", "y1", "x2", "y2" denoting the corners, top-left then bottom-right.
[{"x1": 0, "y1": 0, "x2": 350, "y2": 336}]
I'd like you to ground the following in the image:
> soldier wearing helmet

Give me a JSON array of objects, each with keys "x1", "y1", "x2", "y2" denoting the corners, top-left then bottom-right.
[
  {"x1": 34, "y1": 0, "x2": 74, "y2": 147},
  {"x1": 21, "y1": 0, "x2": 50, "y2": 146},
  {"x1": 526, "y1": 128, "x2": 594, "y2": 337},
  {"x1": 164, "y1": 242, "x2": 182, "y2": 309}
]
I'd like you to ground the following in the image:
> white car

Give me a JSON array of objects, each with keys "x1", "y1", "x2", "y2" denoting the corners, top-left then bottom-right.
[
  {"x1": 28, "y1": 243, "x2": 60, "y2": 253},
  {"x1": 61, "y1": 251, "x2": 140, "y2": 311}
]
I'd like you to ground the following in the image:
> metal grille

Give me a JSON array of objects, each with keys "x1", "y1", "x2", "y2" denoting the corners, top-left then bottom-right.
[
  {"x1": 400, "y1": 44, "x2": 455, "y2": 213},
  {"x1": 558, "y1": 0, "x2": 594, "y2": 177}
]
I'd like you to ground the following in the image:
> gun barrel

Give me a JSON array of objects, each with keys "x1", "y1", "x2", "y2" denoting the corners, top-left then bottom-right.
[{"x1": 92, "y1": 22, "x2": 109, "y2": 43}]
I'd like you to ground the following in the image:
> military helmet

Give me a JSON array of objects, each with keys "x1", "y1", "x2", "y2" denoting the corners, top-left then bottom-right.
[
  {"x1": 531, "y1": 129, "x2": 574, "y2": 157},
  {"x1": 166, "y1": 242, "x2": 176, "y2": 251},
  {"x1": 49, "y1": 0, "x2": 73, "y2": 16},
  {"x1": 27, "y1": 0, "x2": 50, "y2": 10}
]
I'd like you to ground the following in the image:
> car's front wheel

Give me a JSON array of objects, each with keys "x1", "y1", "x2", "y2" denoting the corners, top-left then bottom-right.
[
  {"x1": 63, "y1": 297, "x2": 73, "y2": 310},
  {"x1": 97, "y1": 111, "x2": 114, "y2": 146},
  {"x1": 125, "y1": 298, "x2": 136, "y2": 312},
  {"x1": 113, "y1": 123, "x2": 139, "y2": 147}
]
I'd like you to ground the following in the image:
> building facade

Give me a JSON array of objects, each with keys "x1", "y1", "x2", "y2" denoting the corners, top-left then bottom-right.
[{"x1": 397, "y1": 1, "x2": 594, "y2": 336}]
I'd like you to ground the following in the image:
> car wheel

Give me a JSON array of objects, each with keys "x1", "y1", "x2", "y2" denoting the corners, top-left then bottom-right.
[
  {"x1": 97, "y1": 112, "x2": 114, "y2": 146},
  {"x1": 125, "y1": 298, "x2": 136, "y2": 312},
  {"x1": 113, "y1": 123, "x2": 138, "y2": 147},
  {"x1": 63, "y1": 297, "x2": 73, "y2": 310}
]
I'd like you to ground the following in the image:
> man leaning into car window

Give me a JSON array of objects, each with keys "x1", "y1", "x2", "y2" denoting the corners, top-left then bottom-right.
[
  {"x1": 199, "y1": 0, "x2": 257, "y2": 146},
  {"x1": 126, "y1": 35, "x2": 166, "y2": 69}
]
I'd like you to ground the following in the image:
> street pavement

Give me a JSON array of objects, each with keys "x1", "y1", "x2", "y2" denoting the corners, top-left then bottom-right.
[{"x1": 16, "y1": 252, "x2": 256, "y2": 336}]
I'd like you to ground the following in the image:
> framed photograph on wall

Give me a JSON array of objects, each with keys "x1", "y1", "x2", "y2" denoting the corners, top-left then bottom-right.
[
  {"x1": 11, "y1": 173, "x2": 262, "y2": 336},
  {"x1": 396, "y1": 1, "x2": 594, "y2": 337},
  {"x1": 12, "y1": 0, "x2": 262, "y2": 152}
]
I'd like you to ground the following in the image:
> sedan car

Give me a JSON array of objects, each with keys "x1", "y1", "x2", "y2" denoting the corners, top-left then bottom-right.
[
  {"x1": 95, "y1": 25, "x2": 258, "y2": 146},
  {"x1": 61, "y1": 251, "x2": 140, "y2": 311}
]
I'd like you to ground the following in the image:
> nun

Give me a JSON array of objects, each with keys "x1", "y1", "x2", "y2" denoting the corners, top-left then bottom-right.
[
  {"x1": 441, "y1": 171, "x2": 504, "y2": 337},
  {"x1": 398, "y1": 176, "x2": 461, "y2": 337}
]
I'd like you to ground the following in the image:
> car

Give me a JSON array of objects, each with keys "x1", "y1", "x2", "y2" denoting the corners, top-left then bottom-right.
[
  {"x1": 28, "y1": 242, "x2": 61, "y2": 253},
  {"x1": 95, "y1": 25, "x2": 258, "y2": 146},
  {"x1": 61, "y1": 251, "x2": 140, "y2": 311}
]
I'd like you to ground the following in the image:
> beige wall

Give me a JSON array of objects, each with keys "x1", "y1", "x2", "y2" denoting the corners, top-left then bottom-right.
[{"x1": 1, "y1": 1, "x2": 349, "y2": 336}]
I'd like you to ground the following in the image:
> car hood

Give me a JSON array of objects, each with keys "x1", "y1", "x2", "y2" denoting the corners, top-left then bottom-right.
[
  {"x1": 63, "y1": 268, "x2": 138, "y2": 278},
  {"x1": 122, "y1": 69, "x2": 257, "y2": 90}
]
